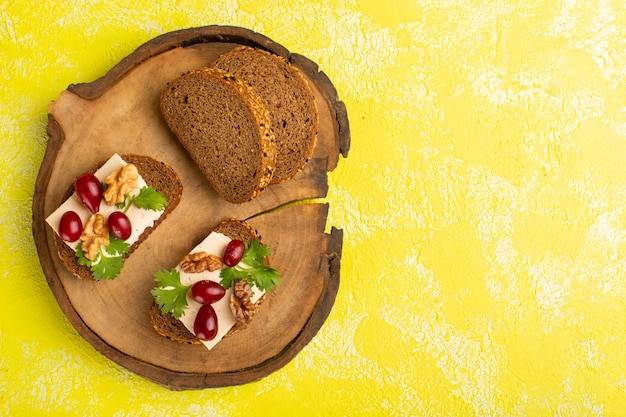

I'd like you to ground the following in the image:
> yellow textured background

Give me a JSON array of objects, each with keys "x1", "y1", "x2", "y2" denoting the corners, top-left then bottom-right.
[{"x1": 2, "y1": 0, "x2": 626, "y2": 415}]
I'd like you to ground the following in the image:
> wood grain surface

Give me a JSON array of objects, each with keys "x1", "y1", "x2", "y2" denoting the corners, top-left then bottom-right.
[{"x1": 32, "y1": 25, "x2": 349, "y2": 389}]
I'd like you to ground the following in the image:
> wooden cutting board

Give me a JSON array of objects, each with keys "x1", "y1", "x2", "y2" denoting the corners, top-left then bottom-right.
[{"x1": 32, "y1": 25, "x2": 350, "y2": 390}]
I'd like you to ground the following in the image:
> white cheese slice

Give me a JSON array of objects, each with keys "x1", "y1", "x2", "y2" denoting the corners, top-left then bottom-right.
[
  {"x1": 45, "y1": 153, "x2": 165, "y2": 248},
  {"x1": 177, "y1": 232, "x2": 265, "y2": 351}
]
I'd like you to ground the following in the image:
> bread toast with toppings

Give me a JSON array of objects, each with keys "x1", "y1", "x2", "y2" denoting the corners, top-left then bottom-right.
[
  {"x1": 52, "y1": 154, "x2": 182, "y2": 281},
  {"x1": 149, "y1": 218, "x2": 263, "y2": 344}
]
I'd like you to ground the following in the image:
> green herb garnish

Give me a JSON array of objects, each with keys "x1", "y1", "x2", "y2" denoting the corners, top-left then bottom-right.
[
  {"x1": 150, "y1": 269, "x2": 190, "y2": 319},
  {"x1": 219, "y1": 239, "x2": 281, "y2": 292},
  {"x1": 75, "y1": 235, "x2": 131, "y2": 281},
  {"x1": 116, "y1": 186, "x2": 168, "y2": 213}
]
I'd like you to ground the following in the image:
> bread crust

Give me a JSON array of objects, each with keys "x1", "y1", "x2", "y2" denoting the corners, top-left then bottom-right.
[
  {"x1": 53, "y1": 154, "x2": 183, "y2": 281},
  {"x1": 149, "y1": 218, "x2": 264, "y2": 344},
  {"x1": 212, "y1": 46, "x2": 319, "y2": 184},
  {"x1": 160, "y1": 67, "x2": 277, "y2": 203}
]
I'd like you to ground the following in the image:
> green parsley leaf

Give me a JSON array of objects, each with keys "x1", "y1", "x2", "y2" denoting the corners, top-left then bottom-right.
[
  {"x1": 74, "y1": 235, "x2": 131, "y2": 281},
  {"x1": 75, "y1": 243, "x2": 91, "y2": 266},
  {"x1": 241, "y1": 239, "x2": 271, "y2": 265},
  {"x1": 132, "y1": 186, "x2": 168, "y2": 211},
  {"x1": 219, "y1": 265, "x2": 241, "y2": 290},
  {"x1": 248, "y1": 264, "x2": 281, "y2": 292},
  {"x1": 219, "y1": 239, "x2": 281, "y2": 292},
  {"x1": 91, "y1": 253, "x2": 125, "y2": 280},
  {"x1": 150, "y1": 269, "x2": 191, "y2": 319},
  {"x1": 104, "y1": 236, "x2": 131, "y2": 256},
  {"x1": 115, "y1": 186, "x2": 169, "y2": 213}
]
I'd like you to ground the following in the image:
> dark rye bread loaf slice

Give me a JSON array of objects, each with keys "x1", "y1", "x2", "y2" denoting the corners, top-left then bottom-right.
[
  {"x1": 149, "y1": 218, "x2": 262, "y2": 344},
  {"x1": 53, "y1": 155, "x2": 183, "y2": 281},
  {"x1": 212, "y1": 47, "x2": 319, "y2": 183},
  {"x1": 160, "y1": 67, "x2": 277, "y2": 204}
]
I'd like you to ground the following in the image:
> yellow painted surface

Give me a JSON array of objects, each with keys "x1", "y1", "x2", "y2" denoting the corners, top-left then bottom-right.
[{"x1": 2, "y1": 0, "x2": 626, "y2": 415}]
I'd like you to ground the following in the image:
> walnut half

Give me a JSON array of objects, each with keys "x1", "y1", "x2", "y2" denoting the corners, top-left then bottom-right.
[
  {"x1": 103, "y1": 163, "x2": 139, "y2": 206},
  {"x1": 180, "y1": 251, "x2": 223, "y2": 273},
  {"x1": 229, "y1": 278, "x2": 258, "y2": 330},
  {"x1": 80, "y1": 213, "x2": 109, "y2": 260}
]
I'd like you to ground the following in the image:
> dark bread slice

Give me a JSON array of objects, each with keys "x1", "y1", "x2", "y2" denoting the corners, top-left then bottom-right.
[
  {"x1": 212, "y1": 47, "x2": 319, "y2": 183},
  {"x1": 149, "y1": 218, "x2": 261, "y2": 344},
  {"x1": 160, "y1": 67, "x2": 277, "y2": 203},
  {"x1": 53, "y1": 154, "x2": 183, "y2": 281}
]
